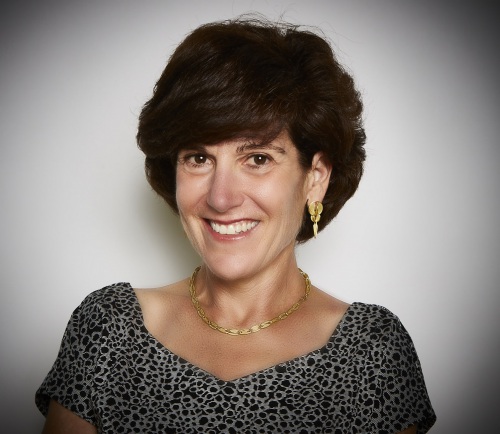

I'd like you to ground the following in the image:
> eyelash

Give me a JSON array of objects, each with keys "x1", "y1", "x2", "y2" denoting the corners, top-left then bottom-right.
[
  {"x1": 247, "y1": 154, "x2": 271, "y2": 168},
  {"x1": 186, "y1": 154, "x2": 209, "y2": 167}
]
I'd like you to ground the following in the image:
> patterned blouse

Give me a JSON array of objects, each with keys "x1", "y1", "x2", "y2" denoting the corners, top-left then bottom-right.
[{"x1": 36, "y1": 283, "x2": 436, "y2": 433}]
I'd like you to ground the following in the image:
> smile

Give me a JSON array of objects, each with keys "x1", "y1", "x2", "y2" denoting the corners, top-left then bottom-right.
[{"x1": 209, "y1": 220, "x2": 259, "y2": 235}]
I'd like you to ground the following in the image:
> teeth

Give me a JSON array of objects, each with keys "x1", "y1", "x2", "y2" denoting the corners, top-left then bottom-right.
[{"x1": 210, "y1": 220, "x2": 258, "y2": 235}]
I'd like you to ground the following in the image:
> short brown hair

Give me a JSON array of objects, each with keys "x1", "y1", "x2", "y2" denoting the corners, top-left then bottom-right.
[{"x1": 137, "y1": 17, "x2": 366, "y2": 242}]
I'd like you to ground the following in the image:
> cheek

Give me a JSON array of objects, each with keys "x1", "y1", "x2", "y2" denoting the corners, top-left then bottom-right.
[
  {"x1": 175, "y1": 172, "x2": 203, "y2": 212},
  {"x1": 175, "y1": 182, "x2": 188, "y2": 212},
  {"x1": 175, "y1": 171, "x2": 184, "y2": 209},
  {"x1": 282, "y1": 178, "x2": 309, "y2": 230},
  {"x1": 255, "y1": 176, "x2": 307, "y2": 219}
]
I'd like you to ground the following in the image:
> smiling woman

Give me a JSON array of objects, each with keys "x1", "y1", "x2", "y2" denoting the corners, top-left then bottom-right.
[
  {"x1": 35, "y1": 16, "x2": 436, "y2": 434},
  {"x1": 175, "y1": 133, "x2": 322, "y2": 282}
]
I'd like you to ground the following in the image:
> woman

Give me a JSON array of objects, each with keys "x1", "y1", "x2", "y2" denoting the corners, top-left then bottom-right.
[{"x1": 36, "y1": 17, "x2": 436, "y2": 433}]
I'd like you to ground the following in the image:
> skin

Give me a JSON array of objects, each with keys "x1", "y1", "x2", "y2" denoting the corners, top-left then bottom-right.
[
  {"x1": 175, "y1": 133, "x2": 322, "y2": 283},
  {"x1": 43, "y1": 400, "x2": 97, "y2": 434},
  {"x1": 42, "y1": 132, "x2": 418, "y2": 433}
]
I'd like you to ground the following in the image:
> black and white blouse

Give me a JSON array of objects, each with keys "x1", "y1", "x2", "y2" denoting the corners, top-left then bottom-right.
[{"x1": 36, "y1": 283, "x2": 436, "y2": 433}]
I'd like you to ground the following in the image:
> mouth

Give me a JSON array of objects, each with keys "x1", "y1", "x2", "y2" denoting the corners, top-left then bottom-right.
[{"x1": 209, "y1": 220, "x2": 259, "y2": 235}]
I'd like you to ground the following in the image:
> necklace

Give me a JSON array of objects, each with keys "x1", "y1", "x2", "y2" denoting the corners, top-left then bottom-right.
[{"x1": 189, "y1": 266, "x2": 311, "y2": 336}]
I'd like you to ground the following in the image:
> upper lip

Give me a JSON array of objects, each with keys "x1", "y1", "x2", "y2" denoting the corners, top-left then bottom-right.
[
  {"x1": 205, "y1": 218, "x2": 258, "y2": 224},
  {"x1": 207, "y1": 219, "x2": 260, "y2": 235}
]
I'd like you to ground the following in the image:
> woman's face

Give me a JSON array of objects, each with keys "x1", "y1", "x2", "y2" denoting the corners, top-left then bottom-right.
[{"x1": 175, "y1": 131, "x2": 317, "y2": 280}]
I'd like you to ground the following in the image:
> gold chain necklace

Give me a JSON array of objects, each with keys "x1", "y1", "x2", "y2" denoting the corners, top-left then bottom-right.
[{"x1": 189, "y1": 266, "x2": 311, "y2": 336}]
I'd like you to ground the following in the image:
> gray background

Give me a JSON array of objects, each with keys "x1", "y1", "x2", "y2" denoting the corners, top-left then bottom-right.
[{"x1": 1, "y1": 1, "x2": 499, "y2": 432}]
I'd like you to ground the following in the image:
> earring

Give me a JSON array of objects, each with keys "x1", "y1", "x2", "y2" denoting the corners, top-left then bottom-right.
[{"x1": 308, "y1": 201, "x2": 323, "y2": 238}]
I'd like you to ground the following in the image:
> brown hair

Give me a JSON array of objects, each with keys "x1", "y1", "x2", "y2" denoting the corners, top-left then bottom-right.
[{"x1": 137, "y1": 17, "x2": 366, "y2": 242}]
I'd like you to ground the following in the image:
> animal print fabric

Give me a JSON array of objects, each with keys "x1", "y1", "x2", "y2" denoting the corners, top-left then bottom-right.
[{"x1": 36, "y1": 283, "x2": 436, "y2": 433}]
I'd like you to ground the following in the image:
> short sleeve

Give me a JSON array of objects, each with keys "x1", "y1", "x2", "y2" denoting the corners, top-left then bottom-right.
[
  {"x1": 35, "y1": 291, "x2": 107, "y2": 425},
  {"x1": 370, "y1": 312, "x2": 436, "y2": 434}
]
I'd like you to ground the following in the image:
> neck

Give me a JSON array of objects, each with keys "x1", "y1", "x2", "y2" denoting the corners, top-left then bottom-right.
[{"x1": 194, "y1": 256, "x2": 307, "y2": 329}]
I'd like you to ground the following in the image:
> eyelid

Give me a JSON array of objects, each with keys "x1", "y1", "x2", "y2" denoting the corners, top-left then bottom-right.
[
  {"x1": 179, "y1": 148, "x2": 209, "y2": 160},
  {"x1": 245, "y1": 153, "x2": 274, "y2": 168},
  {"x1": 178, "y1": 145, "x2": 209, "y2": 158},
  {"x1": 248, "y1": 152, "x2": 270, "y2": 159},
  {"x1": 178, "y1": 152, "x2": 214, "y2": 171}
]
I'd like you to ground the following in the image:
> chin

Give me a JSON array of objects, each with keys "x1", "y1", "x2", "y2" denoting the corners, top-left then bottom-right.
[{"x1": 202, "y1": 255, "x2": 262, "y2": 281}]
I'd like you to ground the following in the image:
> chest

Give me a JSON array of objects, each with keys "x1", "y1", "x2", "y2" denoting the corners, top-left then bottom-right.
[
  {"x1": 97, "y1": 334, "x2": 366, "y2": 434},
  {"x1": 161, "y1": 316, "x2": 333, "y2": 381},
  {"x1": 135, "y1": 286, "x2": 347, "y2": 381}
]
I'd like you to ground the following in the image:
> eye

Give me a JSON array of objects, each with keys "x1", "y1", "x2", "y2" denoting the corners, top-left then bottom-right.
[
  {"x1": 248, "y1": 154, "x2": 270, "y2": 167},
  {"x1": 178, "y1": 152, "x2": 213, "y2": 173},
  {"x1": 183, "y1": 153, "x2": 211, "y2": 167},
  {"x1": 190, "y1": 154, "x2": 208, "y2": 165}
]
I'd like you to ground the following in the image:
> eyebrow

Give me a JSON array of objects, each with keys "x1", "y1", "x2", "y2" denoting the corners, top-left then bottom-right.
[
  {"x1": 236, "y1": 142, "x2": 286, "y2": 154},
  {"x1": 179, "y1": 144, "x2": 206, "y2": 153}
]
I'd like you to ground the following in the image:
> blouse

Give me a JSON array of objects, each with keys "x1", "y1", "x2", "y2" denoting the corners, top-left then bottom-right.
[{"x1": 36, "y1": 282, "x2": 436, "y2": 433}]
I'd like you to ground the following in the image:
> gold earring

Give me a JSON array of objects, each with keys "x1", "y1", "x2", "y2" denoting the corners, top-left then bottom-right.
[{"x1": 308, "y1": 201, "x2": 323, "y2": 238}]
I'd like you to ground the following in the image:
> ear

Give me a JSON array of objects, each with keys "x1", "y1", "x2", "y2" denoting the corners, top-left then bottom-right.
[{"x1": 306, "y1": 152, "x2": 332, "y2": 203}]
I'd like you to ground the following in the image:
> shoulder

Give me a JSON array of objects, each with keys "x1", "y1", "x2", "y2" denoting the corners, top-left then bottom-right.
[
  {"x1": 56, "y1": 283, "x2": 143, "y2": 365},
  {"x1": 133, "y1": 279, "x2": 191, "y2": 323},
  {"x1": 338, "y1": 304, "x2": 436, "y2": 432},
  {"x1": 340, "y1": 303, "x2": 417, "y2": 359},
  {"x1": 344, "y1": 302, "x2": 406, "y2": 334},
  {"x1": 35, "y1": 283, "x2": 138, "y2": 422},
  {"x1": 67, "y1": 282, "x2": 139, "y2": 334},
  {"x1": 76, "y1": 282, "x2": 136, "y2": 315}
]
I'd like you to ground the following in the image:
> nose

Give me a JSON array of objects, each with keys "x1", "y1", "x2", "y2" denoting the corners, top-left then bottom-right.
[{"x1": 206, "y1": 165, "x2": 244, "y2": 213}]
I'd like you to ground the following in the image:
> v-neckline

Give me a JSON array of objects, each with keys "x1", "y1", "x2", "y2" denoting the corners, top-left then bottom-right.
[{"x1": 127, "y1": 283, "x2": 356, "y2": 383}]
